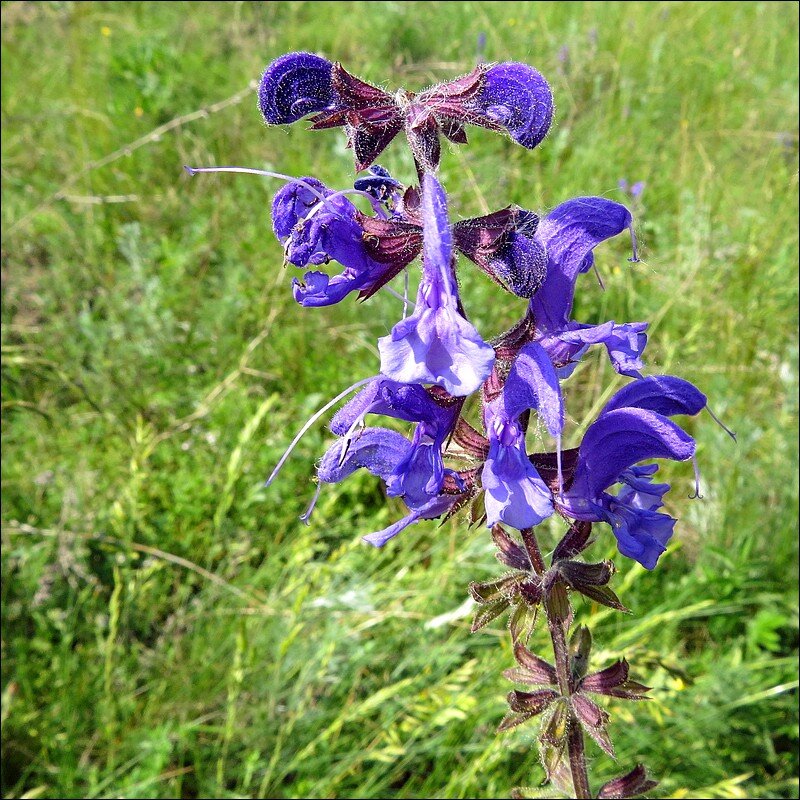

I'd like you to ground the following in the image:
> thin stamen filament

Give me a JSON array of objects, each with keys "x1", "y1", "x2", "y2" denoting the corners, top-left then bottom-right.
[
  {"x1": 300, "y1": 481, "x2": 323, "y2": 525},
  {"x1": 706, "y1": 404, "x2": 737, "y2": 442},
  {"x1": 264, "y1": 376, "x2": 374, "y2": 488}
]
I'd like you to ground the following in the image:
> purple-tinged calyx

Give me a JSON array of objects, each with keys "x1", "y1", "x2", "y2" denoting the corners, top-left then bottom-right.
[
  {"x1": 453, "y1": 207, "x2": 547, "y2": 298},
  {"x1": 378, "y1": 174, "x2": 495, "y2": 396},
  {"x1": 598, "y1": 765, "x2": 658, "y2": 799}
]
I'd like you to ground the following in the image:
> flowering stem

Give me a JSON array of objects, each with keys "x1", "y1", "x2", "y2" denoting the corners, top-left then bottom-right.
[
  {"x1": 566, "y1": 712, "x2": 591, "y2": 800},
  {"x1": 547, "y1": 612, "x2": 591, "y2": 799},
  {"x1": 523, "y1": 527, "x2": 591, "y2": 799}
]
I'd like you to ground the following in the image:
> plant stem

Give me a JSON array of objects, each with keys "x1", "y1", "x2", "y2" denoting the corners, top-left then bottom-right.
[
  {"x1": 524, "y1": 527, "x2": 592, "y2": 799},
  {"x1": 548, "y1": 613, "x2": 591, "y2": 798}
]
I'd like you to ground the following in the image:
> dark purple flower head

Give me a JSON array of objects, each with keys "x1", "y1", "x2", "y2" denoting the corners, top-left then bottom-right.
[
  {"x1": 469, "y1": 62, "x2": 554, "y2": 150},
  {"x1": 272, "y1": 180, "x2": 378, "y2": 306},
  {"x1": 259, "y1": 52, "x2": 335, "y2": 125},
  {"x1": 258, "y1": 53, "x2": 553, "y2": 170},
  {"x1": 508, "y1": 196, "x2": 649, "y2": 378},
  {"x1": 378, "y1": 174, "x2": 495, "y2": 396}
]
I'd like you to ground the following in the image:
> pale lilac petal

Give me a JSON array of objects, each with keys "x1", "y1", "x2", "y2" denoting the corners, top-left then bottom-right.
[
  {"x1": 292, "y1": 270, "x2": 371, "y2": 307},
  {"x1": 421, "y1": 173, "x2": 454, "y2": 272},
  {"x1": 378, "y1": 306, "x2": 495, "y2": 396},
  {"x1": 317, "y1": 428, "x2": 410, "y2": 484},
  {"x1": 540, "y1": 320, "x2": 648, "y2": 379},
  {"x1": 503, "y1": 341, "x2": 564, "y2": 436},
  {"x1": 602, "y1": 322, "x2": 648, "y2": 377},
  {"x1": 482, "y1": 438, "x2": 554, "y2": 529}
]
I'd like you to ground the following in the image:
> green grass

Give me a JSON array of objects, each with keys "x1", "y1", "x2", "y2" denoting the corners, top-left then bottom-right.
[{"x1": 1, "y1": 1, "x2": 798, "y2": 797}]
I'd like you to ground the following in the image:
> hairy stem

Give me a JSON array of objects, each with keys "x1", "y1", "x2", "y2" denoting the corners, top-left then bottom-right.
[
  {"x1": 524, "y1": 527, "x2": 591, "y2": 799},
  {"x1": 548, "y1": 613, "x2": 591, "y2": 798}
]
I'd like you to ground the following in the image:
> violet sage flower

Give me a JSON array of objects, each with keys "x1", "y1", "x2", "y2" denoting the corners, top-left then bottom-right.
[
  {"x1": 271, "y1": 176, "x2": 411, "y2": 307},
  {"x1": 558, "y1": 376, "x2": 706, "y2": 569},
  {"x1": 378, "y1": 173, "x2": 496, "y2": 396},
  {"x1": 481, "y1": 341, "x2": 564, "y2": 529},
  {"x1": 530, "y1": 197, "x2": 648, "y2": 378},
  {"x1": 315, "y1": 423, "x2": 459, "y2": 548},
  {"x1": 328, "y1": 377, "x2": 463, "y2": 510}
]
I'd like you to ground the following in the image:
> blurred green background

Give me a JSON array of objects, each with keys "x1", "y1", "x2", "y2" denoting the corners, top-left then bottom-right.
[{"x1": 2, "y1": 2, "x2": 798, "y2": 798}]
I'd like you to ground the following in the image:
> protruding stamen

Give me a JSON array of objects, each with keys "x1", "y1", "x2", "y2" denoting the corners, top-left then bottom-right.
[
  {"x1": 385, "y1": 284, "x2": 417, "y2": 309},
  {"x1": 556, "y1": 433, "x2": 564, "y2": 497},
  {"x1": 264, "y1": 376, "x2": 373, "y2": 488},
  {"x1": 184, "y1": 164, "x2": 328, "y2": 202},
  {"x1": 592, "y1": 262, "x2": 606, "y2": 291},
  {"x1": 628, "y1": 225, "x2": 640, "y2": 263},
  {"x1": 689, "y1": 456, "x2": 703, "y2": 499},
  {"x1": 299, "y1": 481, "x2": 323, "y2": 525},
  {"x1": 706, "y1": 404, "x2": 737, "y2": 442}
]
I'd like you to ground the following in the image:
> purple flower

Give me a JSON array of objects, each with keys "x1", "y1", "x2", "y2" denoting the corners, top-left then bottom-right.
[
  {"x1": 481, "y1": 341, "x2": 563, "y2": 529},
  {"x1": 558, "y1": 376, "x2": 705, "y2": 569},
  {"x1": 271, "y1": 177, "x2": 407, "y2": 307},
  {"x1": 378, "y1": 174, "x2": 495, "y2": 396},
  {"x1": 468, "y1": 62, "x2": 554, "y2": 150},
  {"x1": 316, "y1": 421, "x2": 460, "y2": 548},
  {"x1": 529, "y1": 197, "x2": 647, "y2": 377},
  {"x1": 259, "y1": 52, "x2": 335, "y2": 125},
  {"x1": 258, "y1": 53, "x2": 553, "y2": 170},
  {"x1": 330, "y1": 377, "x2": 462, "y2": 509},
  {"x1": 619, "y1": 179, "x2": 646, "y2": 199}
]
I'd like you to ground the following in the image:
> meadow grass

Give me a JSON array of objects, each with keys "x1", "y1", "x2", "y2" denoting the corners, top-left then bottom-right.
[{"x1": 2, "y1": 2, "x2": 798, "y2": 797}]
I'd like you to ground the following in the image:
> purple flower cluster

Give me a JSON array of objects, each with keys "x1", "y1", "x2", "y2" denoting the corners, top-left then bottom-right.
[{"x1": 256, "y1": 52, "x2": 727, "y2": 570}]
